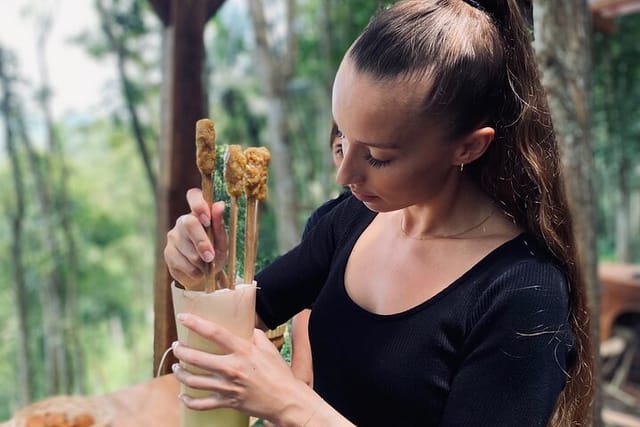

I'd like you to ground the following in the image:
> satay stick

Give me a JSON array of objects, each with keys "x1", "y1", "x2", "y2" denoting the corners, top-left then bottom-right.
[
  {"x1": 195, "y1": 119, "x2": 220, "y2": 292},
  {"x1": 242, "y1": 147, "x2": 271, "y2": 284},
  {"x1": 223, "y1": 145, "x2": 246, "y2": 289},
  {"x1": 243, "y1": 198, "x2": 259, "y2": 283}
]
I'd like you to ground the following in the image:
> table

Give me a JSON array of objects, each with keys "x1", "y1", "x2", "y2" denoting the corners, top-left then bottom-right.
[
  {"x1": 3, "y1": 374, "x2": 262, "y2": 427},
  {"x1": 3, "y1": 375, "x2": 180, "y2": 427},
  {"x1": 599, "y1": 262, "x2": 640, "y2": 340}
]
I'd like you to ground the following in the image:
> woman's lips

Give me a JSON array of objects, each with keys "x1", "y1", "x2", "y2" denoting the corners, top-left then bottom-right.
[{"x1": 351, "y1": 189, "x2": 378, "y2": 202}]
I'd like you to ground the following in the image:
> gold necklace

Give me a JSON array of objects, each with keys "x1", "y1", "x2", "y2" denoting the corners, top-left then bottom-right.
[{"x1": 400, "y1": 206, "x2": 496, "y2": 240}]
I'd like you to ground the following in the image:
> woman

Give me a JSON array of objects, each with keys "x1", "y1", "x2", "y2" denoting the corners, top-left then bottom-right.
[{"x1": 164, "y1": 0, "x2": 594, "y2": 425}]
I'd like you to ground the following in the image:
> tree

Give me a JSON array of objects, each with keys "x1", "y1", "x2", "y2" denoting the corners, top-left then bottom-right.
[
  {"x1": 0, "y1": 46, "x2": 33, "y2": 406},
  {"x1": 591, "y1": 14, "x2": 640, "y2": 262},
  {"x1": 533, "y1": 0, "x2": 601, "y2": 424},
  {"x1": 34, "y1": 6, "x2": 85, "y2": 394},
  {"x1": 248, "y1": 0, "x2": 300, "y2": 252},
  {"x1": 94, "y1": 0, "x2": 159, "y2": 197}
]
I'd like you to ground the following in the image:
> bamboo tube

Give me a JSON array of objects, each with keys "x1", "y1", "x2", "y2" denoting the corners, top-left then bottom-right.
[
  {"x1": 195, "y1": 119, "x2": 218, "y2": 293},
  {"x1": 242, "y1": 147, "x2": 270, "y2": 284},
  {"x1": 223, "y1": 145, "x2": 246, "y2": 289}
]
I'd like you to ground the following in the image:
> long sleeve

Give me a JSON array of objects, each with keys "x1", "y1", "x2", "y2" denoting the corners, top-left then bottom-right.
[
  {"x1": 256, "y1": 195, "x2": 364, "y2": 329},
  {"x1": 439, "y1": 261, "x2": 574, "y2": 426}
]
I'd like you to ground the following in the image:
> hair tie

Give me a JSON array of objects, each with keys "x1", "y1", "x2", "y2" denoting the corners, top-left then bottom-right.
[
  {"x1": 462, "y1": 0, "x2": 484, "y2": 10},
  {"x1": 462, "y1": 0, "x2": 534, "y2": 34}
]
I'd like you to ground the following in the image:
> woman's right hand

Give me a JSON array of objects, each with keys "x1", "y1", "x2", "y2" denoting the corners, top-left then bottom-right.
[{"x1": 164, "y1": 188, "x2": 228, "y2": 289}]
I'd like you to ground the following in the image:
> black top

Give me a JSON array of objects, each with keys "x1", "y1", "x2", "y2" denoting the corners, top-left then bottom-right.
[
  {"x1": 256, "y1": 196, "x2": 573, "y2": 426},
  {"x1": 302, "y1": 190, "x2": 352, "y2": 238}
]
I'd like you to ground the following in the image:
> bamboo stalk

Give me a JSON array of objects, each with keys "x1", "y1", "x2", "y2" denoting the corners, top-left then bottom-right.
[{"x1": 223, "y1": 145, "x2": 247, "y2": 289}]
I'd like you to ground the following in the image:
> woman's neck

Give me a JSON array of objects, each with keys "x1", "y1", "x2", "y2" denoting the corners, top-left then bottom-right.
[{"x1": 399, "y1": 179, "x2": 494, "y2": 240}]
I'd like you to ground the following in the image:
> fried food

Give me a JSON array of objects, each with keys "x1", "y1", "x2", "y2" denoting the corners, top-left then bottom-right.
[
  {"x1": 195, "y1": 118, "x2": 218, "y2": 292},
  {"x1": 195, "y1": 119, "x2": 216, "y2": 176},
  {"x1": 25, "y1": 411, "x2": 94, "y2": 427},
  {"x1": 72, "y1": 413, "x2": 95, "y2": 427},
  {"x1": 25, "y1": 414, "x2": 46, "y2": 427},
  {"x1": 224, "y1": 145, "x2": 246, "y2": 198},
  {"x1": 243, "y1": 147, "x2": 271, "y2": 201}
]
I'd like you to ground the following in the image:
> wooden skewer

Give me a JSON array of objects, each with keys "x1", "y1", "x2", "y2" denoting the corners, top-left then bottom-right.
[
  {"x1": 228, "y1": 197, "x2": 239, "y2": 289},
  {"x1": 195, "y1": 119, "x2": 219, "y2": 293},
  {"x1": 242, "y1": 147, "x2": 271, "y2": 284},
  {"x1": 223, "y1": 145, "x2": 246, "y2": 289},
  {"x1": 243, "y1": 198, "x2": 259, "y2": 283}
]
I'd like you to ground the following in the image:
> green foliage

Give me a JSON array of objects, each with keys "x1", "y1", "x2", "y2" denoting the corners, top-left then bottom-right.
[
  {"x1": 591, "y1": 14, "x2": 640, "y2": 261},
  {"x1": 2, "y1": 1, "x2": 638, "y2": 422}
]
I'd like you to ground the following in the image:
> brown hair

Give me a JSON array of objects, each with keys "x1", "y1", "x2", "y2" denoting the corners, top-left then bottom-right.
[{"x1": 350, "y1": 1, "x2": 594, "y2": 425}]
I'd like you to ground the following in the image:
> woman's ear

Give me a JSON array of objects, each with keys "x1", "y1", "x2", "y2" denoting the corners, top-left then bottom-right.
[{"x1": 452, "y1": 127, "x2": 495, "y2": 166}]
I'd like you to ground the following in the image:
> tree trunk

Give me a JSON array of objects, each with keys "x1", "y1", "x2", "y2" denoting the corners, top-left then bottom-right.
[
  {"x1": 0, "y1": 47, "x2": 33, "y2": 405},
  {"x1": 96, "y1": 0, "x2": 158, "y2": 198},
  {"x1": 533, "y1": 1, "x2": 602, "y2": 425},
  {"x1": 615, "y1": 164, "x2": 632, "y2": 262},
  {"x1": 248, "y1": 0, "x2": 301, "y2": 252},
  {"x1": 149, "y1": 0, "x2": 225, "y2": 375}
]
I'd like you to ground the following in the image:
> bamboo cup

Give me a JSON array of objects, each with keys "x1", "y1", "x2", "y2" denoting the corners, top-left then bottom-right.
[{"x1": 172, "y1": 281, "x2": 256, "y2": 427}]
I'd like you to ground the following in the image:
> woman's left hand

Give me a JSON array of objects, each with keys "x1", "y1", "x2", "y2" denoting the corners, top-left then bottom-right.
[{"x1": 171, "y1": 313, "x2": 304, "y2": 423}]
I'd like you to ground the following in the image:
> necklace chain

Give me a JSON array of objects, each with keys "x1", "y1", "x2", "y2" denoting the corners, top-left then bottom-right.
[{"x1": 400, "y1": 206, "x2": 496, "y2": 240}]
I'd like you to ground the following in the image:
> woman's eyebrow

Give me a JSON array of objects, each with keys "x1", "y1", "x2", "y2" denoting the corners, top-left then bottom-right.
[{"x1": 359, "y1": 140, "x2": 402, "y2": 149}]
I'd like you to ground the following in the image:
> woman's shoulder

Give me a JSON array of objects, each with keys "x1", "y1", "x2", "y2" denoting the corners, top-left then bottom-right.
[
  {"x1": 476, "y1": 233, "x2": 566, "y2": 280},
  {"x1": 463, "y1": 233, "x2": 571, "y2": 322}
]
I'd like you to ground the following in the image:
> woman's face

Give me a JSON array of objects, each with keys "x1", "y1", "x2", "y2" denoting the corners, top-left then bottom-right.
[{"x1": 331, "y1": 57, "x2": 460, "y2": 212}]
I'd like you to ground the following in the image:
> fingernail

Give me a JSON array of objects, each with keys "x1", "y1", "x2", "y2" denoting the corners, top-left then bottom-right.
[
  {"x1": 171, "y1": 340, "x2": 179, "y2": 351},
  {"x1": 171, "y1": 363, "x2": 179, "y2": 372},
  {"x1": 203, "y1": 251, "x2": 214, "y2": 262},
  {"x1": 177, "y1": 313, "x2": 187, "y2": 322},
  {"x1": 200, "y1": 215, "x2": 210, "y2": 227}
]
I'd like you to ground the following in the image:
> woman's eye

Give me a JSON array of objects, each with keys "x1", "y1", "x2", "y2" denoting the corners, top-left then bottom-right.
[
  {"x1": 365, "y1": 153, "x2": 392, "y2": 168},
  {"x1": 334, "y1": 128, "x2": 344, "y2": 139}
]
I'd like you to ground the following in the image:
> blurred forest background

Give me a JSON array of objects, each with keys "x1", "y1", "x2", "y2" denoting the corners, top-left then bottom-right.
[{"x1": 0, "y1": 0, "x2": 639, "y2": 423}]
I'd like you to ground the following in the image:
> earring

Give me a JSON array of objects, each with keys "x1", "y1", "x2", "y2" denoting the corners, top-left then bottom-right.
[{"x1": 460, "y1": 163, "x2": 464, "y2": 172}]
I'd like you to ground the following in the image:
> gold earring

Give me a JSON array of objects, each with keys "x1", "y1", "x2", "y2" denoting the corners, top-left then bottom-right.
[{"x1": 460, "y1": 163, "x2": 464, "y2": 172}]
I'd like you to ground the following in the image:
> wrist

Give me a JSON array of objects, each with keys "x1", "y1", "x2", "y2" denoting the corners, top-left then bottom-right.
[{"x1": 274, "y1": 382, "x2": 353, "y2": 427}]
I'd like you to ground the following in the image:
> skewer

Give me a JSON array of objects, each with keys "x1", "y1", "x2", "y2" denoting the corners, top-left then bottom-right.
[
  {"x1": 242, "y1": 147, "x2": 271, "y2": 284},
  {"x1": 223, "y1": 145, "x2": 247, "y2": 289},
  {"x1": 195, "y1": 118, "x2": 219, "y2": 292}
]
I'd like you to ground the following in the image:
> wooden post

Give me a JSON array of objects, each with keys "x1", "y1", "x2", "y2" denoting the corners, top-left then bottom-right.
[{"x1": 150, "y1": 0, "x2": 226, "y2": 375}]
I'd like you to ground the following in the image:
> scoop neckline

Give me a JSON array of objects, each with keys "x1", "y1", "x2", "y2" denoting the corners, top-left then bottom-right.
[{"x1": 339, "y1": 231, "x2": 528, "y2": 320}]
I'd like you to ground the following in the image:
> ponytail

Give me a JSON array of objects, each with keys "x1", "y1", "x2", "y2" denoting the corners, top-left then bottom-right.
[
  {"x1": 350, "y1": 1, "x2": 594, "y2": 425},
  {"x1": 479, "y1": 3, "x2": 595, "y2": 424}
]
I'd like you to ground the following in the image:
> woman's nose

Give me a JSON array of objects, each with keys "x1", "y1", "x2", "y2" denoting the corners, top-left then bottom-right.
[{"x1": 336, "y1": 145, "x2": 365, "y2": 187}]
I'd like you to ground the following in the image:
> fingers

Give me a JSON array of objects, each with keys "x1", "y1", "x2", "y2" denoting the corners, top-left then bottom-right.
[
  {"x1": 186, "y1": 188, "x2": 211, "y2": 226},
  {"x1": 164, "y1": 242, "x2": 204, "y2": 285},
  {"x1": 172, "y1": 363, "x2": 245, "y2": 409},
  {"x1": 179, "y1": 392, "x2": 226, "y2": 411},
  {"x1": 175, "y1": 314, "x2": 244, "y2": 355},
  {"x1": 165, "y1": 214, "x2": 213, "y2": 287}
]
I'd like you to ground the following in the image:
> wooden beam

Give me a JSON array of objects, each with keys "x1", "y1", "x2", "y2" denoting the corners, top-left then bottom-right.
[
  {"x1": 153, "y1": 0, "x2": 210, "y2": 375},
  {"x1": 590, "y1": 0, "x2": 640, "y2": 32},
  {"x1": 590, "y1": 0, "x2": 640, "y2": 17},
  {"x1": 592, "y1": 10, "x2": 618, "y2": 33}
]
